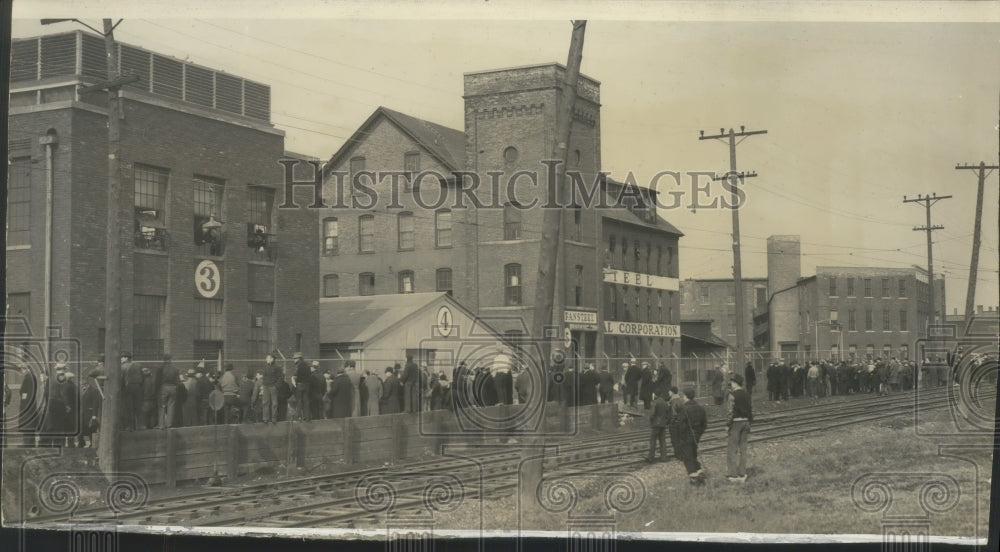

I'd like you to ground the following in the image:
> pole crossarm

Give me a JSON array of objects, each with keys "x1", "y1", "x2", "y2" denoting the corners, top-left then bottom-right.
[{"x1": 954, "y1": 161, "x2": 997, "y2": 332}]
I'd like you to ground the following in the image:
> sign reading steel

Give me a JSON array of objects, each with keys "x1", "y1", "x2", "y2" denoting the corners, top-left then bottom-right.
[
  {"x1": 602, "y1": 268, "x2": 679, "y2": 291},
  {"x1": 195, "y1": 259, "x2": 221, "y2": 298},
  {"x1": 603, "y1": 320, "x2": 681, "y2": 337},
  {"x1": 436, "y1": 305, "x2": 454, "y2": 337}
]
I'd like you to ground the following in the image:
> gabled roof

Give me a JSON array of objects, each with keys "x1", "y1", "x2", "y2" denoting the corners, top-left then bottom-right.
[
  {"x1": 325, "y1": 106, "x2": 466, "y2": 173},
  {"x1": 680, "y1": 320, "x2": 730, "y2": 349}
]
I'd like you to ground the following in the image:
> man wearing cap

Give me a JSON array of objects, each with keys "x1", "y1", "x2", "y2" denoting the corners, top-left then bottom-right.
[
  {"x1": 381, "y1": 366, "x2": 400, "y2": 414},
  {"x1": 725, "y1": 373, "x2": 753, "y2": 483},
  {"x1": 141, "y1": 365, "x2": 158, "y2": 429},
  {"x1": 364, "y1": 368, "x2": 383, "y2": 416},
  {"x1": 182, "y1": 369, "x2": 199, "y2": 427},
  {"x1": 260, "y1": 353, "x2": 281, "y2": 424},
  {"x1": 159, "y1": 355, "x2": 180, "y2": 429},
  {"x1": 309, "y1": 362, "x2": 326, "y2": 420},
  {"x1": 219, "y1": 363, "x2": 240, "y2": 422},
  {"x1": 121, "y1": 352, "x2": 143, "y2": 431},
  {"x1": 638, "y1": 361, "x2": 654, "y2": 410},
  {"x1": 677, "y1": 387, "x2": 708, "y2": 485},
  {"x1": 623, "y1": 360, "x2": 640, "y2": 408},
  {"x1": 401, "y1": 354, "x2": 419, "y2": 414},
  {"x1": 291, "y1": 352, "x2": 311, "y2": 421},
  {"x1": 347, "y1": 361, "x2": 362, "y2": 417},
  {"x1": 645, "y1": 388, "x2": 670, "y2": 463}
]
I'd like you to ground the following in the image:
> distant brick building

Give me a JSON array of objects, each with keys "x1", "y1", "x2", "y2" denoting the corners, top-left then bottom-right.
[
  {"x1": 679, "y1": 277, "x2": 768, "y2": 351},
  {"x1": 6, "y1": 30, "x2": 318, "y2": 366},
  {"x1": 318, "y1": 63, "x2": 683, "y2": 366}
]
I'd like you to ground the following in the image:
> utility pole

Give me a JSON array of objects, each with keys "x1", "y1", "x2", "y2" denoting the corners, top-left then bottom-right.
[
  {"x1": 699, "y1": 126, "x2": 767, "y2": 370},
  {"x1": 43, "y1": 18, "x2": 133, "y2": 477},
  {"x1": 954, "y1": 162, "x2": 997, "y2": 333},
  {"x1": 525, "y1": 19, "x2": 586, "y2": 521},
  {"x1": 903, "y1": 193, "x2": 952, "y2": 330}
]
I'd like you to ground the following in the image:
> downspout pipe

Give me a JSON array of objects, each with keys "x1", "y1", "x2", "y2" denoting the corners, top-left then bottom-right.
[{"x1": 40, "y1": 129, "x2": 58, "y2": 358}]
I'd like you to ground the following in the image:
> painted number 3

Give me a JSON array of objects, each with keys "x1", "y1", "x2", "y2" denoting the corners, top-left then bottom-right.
[{"x1": 196, "y1": 260, "x2": 220, "y2": 298}]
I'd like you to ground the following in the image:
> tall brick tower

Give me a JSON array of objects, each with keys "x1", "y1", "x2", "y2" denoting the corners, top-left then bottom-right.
[{"x1": 461, "y1": 64, "x2": 603, "y2": 339}]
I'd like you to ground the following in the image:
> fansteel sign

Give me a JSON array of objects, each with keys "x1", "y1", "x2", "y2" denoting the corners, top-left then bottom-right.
[
  {"x1": 603, "y1": 320, "x2": 681, "y2": 338},
  {"x1": 602, "y1": 269, "x2": 679, "y2": 291},
  {"x1": 564, "y1": 309, "x2": 598, "y2": 330}
]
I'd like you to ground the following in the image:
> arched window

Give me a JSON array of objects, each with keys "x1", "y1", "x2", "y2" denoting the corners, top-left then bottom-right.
[
  {"x1": 323, "y1": 274, "x2": 339, "y2": 297},
  {"x1": 503, "y1": 146, "x2": 519, "y2": 165}
]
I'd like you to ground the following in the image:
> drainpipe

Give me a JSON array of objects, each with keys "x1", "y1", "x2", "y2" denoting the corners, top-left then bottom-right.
[{"x1": 40, "y1": 129, "x2": 58, "y2": 355}]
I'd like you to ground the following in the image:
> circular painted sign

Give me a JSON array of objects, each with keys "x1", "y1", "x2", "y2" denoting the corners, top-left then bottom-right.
[
  {"x1": 195, "y1": 260, "x2": 221, "y2": 298},
  {"x1": 208, "y1": 389, "x2": 225, "y2": 411},
  {"x1": 437, "y1": 306, "x2": 453, "y2": 337}
]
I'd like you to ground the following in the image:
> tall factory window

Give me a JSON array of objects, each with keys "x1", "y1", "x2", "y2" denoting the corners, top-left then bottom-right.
[
  {"x1": 435, "y1": 210, "x2": 452, "y2": 248},
  {"x1": 134, "y1": 164, "x2": 169, "y2": 251},
  {"x1": 656, "y1": 246, "x2": 663, "y2": 275},
  {"x1": 398, "y1": 270, "x2": 414, "y2": 294},
  {"x1": 504, "y1": 264, "x2": 522, "y2": 306},
  {"x1": 248, "y1": 301, "x2": 273, "y2": 359},
  {"x1": 899, "y1": 344, "x2": 909, "y2": 360},
  {"x1": 193, "y1": 176, "x2": 225, "y2": 256},
  {"x1": 645, "y1": 243, "x2": 652, "y2": 273},
  {"x1": 7, "y1": 157, "x2": 31, "y2": 246},
  {"x1": 898, "y1": 279, "x2": 907, "y2": 297},
  {"x1": 359, "y1": 273, "x2": 376, "y2": 296},
  {"x1": 899, "y1": 310, "x2": 908, "y2": 331},
  {"x1": 864, "y1": 278, "x2": 873, "y2": 298},
  {"x1": 727, "y1": 313, "x2": 736, "y2": 336},
  {"x1": 246, "y1": 186, "x2": 274, "y2": 259},
  {"x1": 359, "y1": 215, "x2": 375, "y2": 253},
  {"x1": 699, "y1": 288, "x2": 710, "y2": 306},
  {"x1": 755, "y1": 287, "x2": 767, "y2": 309},
  {"x1": 608, "y1": 285, "x2": 618, "y2": 319},
  {"x1": 634, "y1": 290, "x2": 640, "y2": 322},
  {"x1": 572, "y1": 205, "x2": 582, "y2": 241},
  {"x1": 657, "y1": 291, "x2": 664, "y2": 323},
  {"x1": 646, "y1": 289, "x2": 653, "y2": 323},
  {"x1": 323, "y1": 218, "x2": 339, "y2": 255},
  {"x1": 829, "y1": 277, "x2": 837, "y2": 297},
  {"x1": 882, "y1": 309, "x2": 891, "y2": 331},
  {"x1": 882, "y1": 344, "x2": 892, "y2": 358},
  {"x1": 607, "y1": 236, "x2": 616, "y2": 268},
  {"x1": 620, "y1": 239, "x2": 628, "y2": 270},
  {"x1": 503, "y1": 203, "x2": 522, "y2": 240},
  {"x1": 134, "y1": 295, "x2": 166, "y2": 360},
  {"x1": 404, "y1": 152, "x2": 420, "y2": 191},
  {"x1": 323, "y1": 274, "x2": 339, "y2": 297},
  {"x1": 436, "y1": 269, "x2": 453, "y2": 295},
  {"x1": 881, "y1": 278, "x2": 890, "y2": 298},
  {"x1": 398, "y1": 212, "x2": 415, "y2": 250},
  {"x1": 194, "y1": 298, "x2": 224, "y2": 341},
  {"x1": 727, "y1": 288, "x2": 735, "y2": 305},
  {"x1": 865, "y1": 310, "x2": 873, "y2": 331},
  {"x1": 847, "y1": 277, "x2": 855, "y2": 297},
  {"x1": 668, "y1": 292, "x2": 674, "y2": 323},
  {"x1": 665, "y1": 247, "x2": 674, "y2": 276},
  {"x1": 574, "y1": 265, "x2": 584, "y2": 307}
]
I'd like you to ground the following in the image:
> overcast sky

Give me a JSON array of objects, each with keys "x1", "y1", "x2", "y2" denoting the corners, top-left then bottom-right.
[{"x1": 12, "y1": 2, "x2": 1000, "y2": 313}]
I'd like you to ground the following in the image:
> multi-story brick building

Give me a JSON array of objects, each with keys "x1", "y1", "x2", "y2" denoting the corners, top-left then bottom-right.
[
  {"x1": 679, "y1": 277, "x2": 768, "y2": 352},
  {"x1": 6, "y1": 30, "x2": 318, "y2": 366},
  {"x1": 318, "y1": 63, "x2": 683, "y2": 366}
]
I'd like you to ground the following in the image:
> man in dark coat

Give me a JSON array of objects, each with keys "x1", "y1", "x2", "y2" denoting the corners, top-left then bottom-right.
[
  {"x1": 141, "y1": 366, "x2": 158, "y2": 429},
  {"x1": 276, "y1": 376, "x2": 291, "y2": 422},
  {"x1": 159, "y1": 356, "x2": 180, "y2": 429},
  {"x1": 309, "y1": 363, "x2": 326, "y2": 420},
  {"x1": 121, "y1": 352, "x2": 144, "y2": 431},
  {"x1": 645, "y1": 389, "x2": 670, "y2": 463},
  {"x1": 401, "y1": 355, "x2": 420, "y2": 413},
  {"x1": 744, "y1": 362, "x2": 756, "y2": 396},
  {"x1": 597, "y1": 365, "x2": 615, "y2": 405},
  {"x1": 623, "y1": 361, "x2": 641, "y2": 407},
  {"x1": 766, "y1": 362, "x2": 777, "y2": 401},
  {"x1": 578, "y1": 364, "x2": 600, "y2": 406},
  {"x1": 181, "y1": 370, "x2": 199, "y2": 427},
  {"x1": 381, "y1": 367, "x2": 400, "y2": 414},
  {"x1": 493, "y1": 368, "x2": 514, "y2": 406},
  {"x1": 194, "y1": 368, "x2": 214, "y2": 425},
  {"x1": 638, "y1": 362, "x2": 654, "y2": 409},
  {"x1": 80, "y1": 369, "x2": 105, "y2": 448},
  {"x1": 238, "y1": 373, "x2": 255, "y2": 423},
  {"x1": 327, "y1": 367, "x2": 353, "y2": 418},
  {"x1": 677, "y1": 387, "x2": 708, "y2": 484},
  {"x1": 41, "y1": 363, "x2": 71, "y2": 445}
]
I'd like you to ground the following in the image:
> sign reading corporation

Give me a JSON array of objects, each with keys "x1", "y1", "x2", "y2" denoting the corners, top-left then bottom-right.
[{"x1": 603, "y1": 320, "x2": 681, "y2": 338}]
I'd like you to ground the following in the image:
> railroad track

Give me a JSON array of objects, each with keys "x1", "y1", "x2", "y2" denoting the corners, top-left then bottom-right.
[{"x1": 30, "y1": 386, "x2": 988, "y2": 527}]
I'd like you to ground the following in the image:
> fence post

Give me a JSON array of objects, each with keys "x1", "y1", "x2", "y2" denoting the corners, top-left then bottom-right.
[{"x1": 165, "y1": 428, "x2": 177, "y2": 489}]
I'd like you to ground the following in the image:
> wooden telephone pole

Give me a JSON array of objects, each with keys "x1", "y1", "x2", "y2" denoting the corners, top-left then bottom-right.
[
  {"x1": 523, "y1": 20, "x2": 586, "y2": 520},
  {"x1": 903, "y1": 193, "x2": 951, "y2": 328},
  {"x1": 954, "y1": 162, "x2": 997, "y2": 332},
  {"x1": 698, "y1": 127, "x2": 766, "y2": 369}
]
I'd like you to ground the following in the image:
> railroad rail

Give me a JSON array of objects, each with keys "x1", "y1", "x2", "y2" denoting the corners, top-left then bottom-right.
[{"x1": 29, "y1": 385, "x2": 992, "y2": 528}]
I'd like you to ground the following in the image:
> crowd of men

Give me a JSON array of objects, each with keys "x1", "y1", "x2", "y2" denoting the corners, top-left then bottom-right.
[{"x1": 763, "y1": 357, "x2": 927, "y2": 402}]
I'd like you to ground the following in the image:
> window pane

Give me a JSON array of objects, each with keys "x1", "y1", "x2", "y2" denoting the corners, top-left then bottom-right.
[
  {"x1": 505, "y1": 264, "x2": 522, "y2": 305},
  {"x1": 248, "y1": 301, "x2": 273, "y2": 358},
  {"x1": 436, "y1": 269, "x2": 453, "y2": 294},
  {"x1": 359, "y1": 273, "x2": 375, "y2": 296},
  {"x1": 7, "y1": 157, "x2": 31, "y2": 245},
  {"x1": 398, "y1": 213, "x2": 414, "y2": 250},
  {"x1": 134, "y1": 295, "x2": 166, "y2": 360},
  {"x1": 194, "y1": 176, "x2": 225, "y2": 255},
  {"x1": 436, "y1": 210, "x2": 452, "y2": 247},
  {"x1": 323, "y1": 218, "x2": 339, "y2": 255},
  {"x1": 194, "y1": 298, "x2": 224, "y2": 341},
  {"x1": 503, "y1": 204, "x2": 522, "y2": 240},
  {"x1": 359, "y1": 215, "x2": 375, "y2": 253}
]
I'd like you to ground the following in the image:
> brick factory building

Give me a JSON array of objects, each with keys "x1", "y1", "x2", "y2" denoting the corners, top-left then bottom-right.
[
  {"x1": 679, "y1": 277, "x2": 768, "y2": 352},
  {"x1": 318, "y1": 63, "x2": 683, "y2": 367},
  {"x1": 5, "y1": 30, "x2": 318, "y2": 367}
]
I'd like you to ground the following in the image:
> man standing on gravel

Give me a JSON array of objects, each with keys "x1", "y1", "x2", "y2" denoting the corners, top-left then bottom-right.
[
  {"x1": 676, "y1": 387, "x2": 707, "y2": 485},
  {"x1": 725, "y1": 373, "x2": 753, "y2": 483}
]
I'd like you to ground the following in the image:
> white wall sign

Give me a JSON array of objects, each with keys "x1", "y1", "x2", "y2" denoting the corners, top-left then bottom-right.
[
  {"x1": 603, "y1": 320, "x2": 681, "y2": 337},
  {"x1": 436, "y1": 305, "x2": 454, "y2": 337},
  {"x1": 195, "y1": 259, "x2": 221, "y2": 298},
  {"x1": 602, "y1": 269, "x2": 679, "y2": 291},
  {"x1": 564, "y1": 310, "x2": 598, "y2": 325}
]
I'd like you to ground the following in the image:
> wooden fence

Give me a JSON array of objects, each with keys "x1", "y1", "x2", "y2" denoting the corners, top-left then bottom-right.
[{"x1": 119, "y1": 402, "x2": 621, "y2": 487}]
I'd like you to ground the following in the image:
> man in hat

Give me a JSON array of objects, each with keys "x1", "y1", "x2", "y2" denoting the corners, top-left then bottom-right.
[
  {"x1": 347, "y1": 361, "x2": 362, "y2": 417},
  {"x1": 219, "y1": 363, "x2": 240, "y2": 423},
  {"x1": 309, "y1": 361, "x2": 326, "y2": 420},
  {"x1": 141, "y1": 365, "x2": 158, "y2": 429},
  {"x1": 159, "y1": 355, "x2": 180, "y2": 429},
  {"x1": 676, "y1": 387, "x2": 708, "y2": 485},
  {"x1": 381, "y1": 366, "x2": 400, "y2": 414},
  {"x1": 645, "y1": 388, "x2": 670, "y2": 463},
  {"x1": 578, "y1": 363, "x2": 599, "y2": 406},
  {"x1": 638, "y1": 361, "x2": 654, "y2": 410},
  {"x1": 181, "y1": 369, "x2": 199, "y2": 427},
  {"x1": 725, "y1": 373, "x2": 753, "y2": 483},
  {"x1": 597, "y1": 364, "x2": 615, "y2": 405},
  {"x1": 401, "y1": 354, "x2": 419, "y2": 414},
  {"x1": 623, "y1": 360, "x2": 641, "y2": 408},
  {"x1": 120, "y1": 352, "x2": 143, "y2": 431},
  {"x1": 744, "y1": 362, "x2": 756, "y2": 397},
  {"x1": 291, "y1": 352, "x2": 311, "y2": 421},
  {"x1": 327, "y1": 366, "x2": 353, "y2": 419},
  {"x1": 238, "y1": 372, "x2": 256, "y2": 423},
  {"x1": 195, "y1": 366, "x2": 214, "y2": 425}
]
